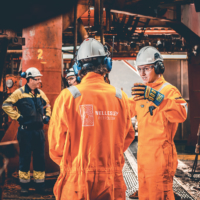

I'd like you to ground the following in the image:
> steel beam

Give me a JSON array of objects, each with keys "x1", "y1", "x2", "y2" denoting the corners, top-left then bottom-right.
[
  {"x1": 94, "y1": 0, "x2": 101, "y2": 32},
  {"x1": 100, "y1": 0, "x2": 104, "y2": 44},
  {"x1": 187, "y1": 54, "x2": 200, "y2": 147},
  {"x1": 0, "y1": 38, "x2": 8, "y2": 84},
  {"x1": 181, "y1": 4, "x2": 200, "y2": 38},
  {"x1": 63, "y1": 2, "x2": 88, "y2": 32},
  {"x1": 78, "y1": 18, "x2": 88, "y2": 41},
  {"x1": 106, "y1": 8, "x2": 111, "y2": 32},
  {"x1": 0, "y1": 0, "x2": 78, "y2": 29},
  {"x1": 74, "y1": 4, "x2": 78, "y2": 57},
  {"x1": 127, "y1": 17, "x2": 140, "y2": 38}
]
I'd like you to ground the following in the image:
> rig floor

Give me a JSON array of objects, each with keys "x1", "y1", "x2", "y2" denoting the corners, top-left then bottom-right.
[{"x1": 3, "y1": 141, "x2": 200, "y2": 200}]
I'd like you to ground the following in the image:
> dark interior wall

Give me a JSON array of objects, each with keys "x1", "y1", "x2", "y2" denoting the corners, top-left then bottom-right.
[{"x1": 163, "y1": 58, "x2": 190, "y2": 141}]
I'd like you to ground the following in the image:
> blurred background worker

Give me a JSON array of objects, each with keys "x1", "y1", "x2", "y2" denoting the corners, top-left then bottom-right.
[
  {"x1": 2, "y1": 67, "x2": 51, "y2": 196},
  {"x1": 129, "y1": 46, "x2": 187, "y2": 200},
  {"x1": 48, "y1": 38, "x2": 135, "y2": 200},
  {"x1": 65, "y1": 68, "x2": 78, "y2": 87}
]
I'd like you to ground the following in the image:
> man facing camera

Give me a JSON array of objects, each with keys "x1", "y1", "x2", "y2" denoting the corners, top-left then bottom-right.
[
  {"x1": 129, "y1": 46, "x2": 187, "y2": 200},
  {"x1": 65, "y1": 68, "x2": 78, "y2": 87},
  {"x1": 2, "y1": 67, "x2": 51, "y2": 196}
]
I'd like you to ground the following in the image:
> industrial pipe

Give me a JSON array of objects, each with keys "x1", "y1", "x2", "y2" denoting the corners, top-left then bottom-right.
[
  {"x1": 21, "y1": 15, "x2": 63, "y2": 173},
  {"x1": 100, "y1": 0, "x2": 104, "y2": 44},
  {"x1": 74, "y1": 4, "x2": 78, "y2": 57},
  {"x1": 78, "y1": 18, "x2": 88, "y2": 41}
]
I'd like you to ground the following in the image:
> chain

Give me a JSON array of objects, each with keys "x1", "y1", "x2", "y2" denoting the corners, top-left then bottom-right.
[{"x1": 88, "y1": 0, "x2": 91, "y2": 36}]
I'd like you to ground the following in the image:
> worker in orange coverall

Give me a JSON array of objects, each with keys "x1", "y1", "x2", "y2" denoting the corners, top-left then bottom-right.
[
  {"x1": 129, "y1": 46, "x2": 187, "y2": 200},
  {"x1": 48, "y1": 38, "x2": 135, "y2": 200}
]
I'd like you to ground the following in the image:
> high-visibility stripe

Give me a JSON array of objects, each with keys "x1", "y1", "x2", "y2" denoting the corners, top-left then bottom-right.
[
  {"x1": 19, "y1": 170, "x2": 30, "y2": 183},
  {"x1": 158, "y1": 82, "x2": 187, "y2": 114},
  {"x1": 33, "y1": 170, "x2": 45, "y2": 182},
  {"x1": 67, "y1": 86, "x2": 81, "y2": 99},
  {"x1": 158, "y1": 82, "x2": 171, "y2": 92},
  {"x1": 19, "y1": 87, "x2": 24, "y2": 94},
  {"x1": 115, "y1": 87, "x2": 122, "y2": 99},
  {"x1": 181, "y1": 103, "x2": 188, "y2": 114},
  {"x1": 68, "y1": 86, "x2": 122, "y2": 100},
  {"x1": 19, "y1": 179, "x2": 31, "y2": 183},
  {"x1": 34, "y1": 179, "x2": 45, "y2": 183},
  {"x1": 2, "y1": 103, "x2": 13, "y2": 107}
]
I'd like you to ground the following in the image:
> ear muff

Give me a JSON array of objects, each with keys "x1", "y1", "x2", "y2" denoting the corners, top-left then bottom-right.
[
  {"x1": 21, "y1": 72, "x2": 26, "y2": 78},
  {"x1": 154, "y1": 61, "x2": 165, "y2": 74},
  {"x1": 104, "y1": 57, "x2": 112, "y2": 72},
  {"x1": 73, "y1": 61, "x2": 82, "y2": 83},
  {"x1": 103, "y1": 45, "x2": 112, "y2": 72}
]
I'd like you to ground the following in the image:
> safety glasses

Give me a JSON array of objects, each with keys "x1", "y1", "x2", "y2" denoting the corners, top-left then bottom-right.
[{"x1": 137, "y1": 65, "x2": 154, "y2": 73}]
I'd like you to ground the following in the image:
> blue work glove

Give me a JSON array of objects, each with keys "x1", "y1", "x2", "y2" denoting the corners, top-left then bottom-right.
[
  {"x1": 43, "y1": 116, "x2": 50, "y2": 124},
  {"x1": 132, "y1": 83, "x2": 164, "y2": 106},
  {"x1": 17, "y1": 115, "x2": 24, "y2": 125}
]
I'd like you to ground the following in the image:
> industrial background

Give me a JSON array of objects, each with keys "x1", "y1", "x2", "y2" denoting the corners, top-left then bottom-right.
[{"x1": 0, "y1": 0, "x2": 200, "y2": 199}]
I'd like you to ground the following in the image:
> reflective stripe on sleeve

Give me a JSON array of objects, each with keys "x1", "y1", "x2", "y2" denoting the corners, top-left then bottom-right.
[
  {"x1": 180, "y1": 103, "x2": 188, "y2": 114},
  {"x1": 67, "y1": 86, "x2": 81, "y2": 98},
  {"x1": 115, "y1": 87, "x2": 122, "y2": 99},
  {"x1": 19, "y1": 87, "x2": 24, "y2": 94}
]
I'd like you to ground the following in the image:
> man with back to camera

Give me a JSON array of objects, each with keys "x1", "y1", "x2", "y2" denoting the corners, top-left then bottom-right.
[
  {"x1": 65, "y1": 68, "x2": 78, "y2": 87},
  {"x1": 128, "y1": 46, "x2": 187, "y2": 200},
  {"x1": 48, "y1": 38, "x2": 135, "y2": 200},
  {"x1": 2, "y1": 67, "x2": 51, "y2": 196}
]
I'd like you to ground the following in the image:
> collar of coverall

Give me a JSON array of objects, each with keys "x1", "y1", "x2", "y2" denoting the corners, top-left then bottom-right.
[
  {"x1": 146, "y1": 75, "x2": 165, "y2": 88},
  {"x1": 81, "y1": 72, "x2": 104, "y2": 84},
  {"x1": 25, "y1": 84, "x2": 40, "y2": 95}
]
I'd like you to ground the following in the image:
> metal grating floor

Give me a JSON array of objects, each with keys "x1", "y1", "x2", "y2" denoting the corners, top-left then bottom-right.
[
  {"x1": 123, "y1": 157, "x2": 138, "y2": 198},
  {"x1": 173, "y1": 179, "x2": 194, "y2": 200},
  {"x1": 123, "y1": 147, "x2": 195, "y2": 200}
]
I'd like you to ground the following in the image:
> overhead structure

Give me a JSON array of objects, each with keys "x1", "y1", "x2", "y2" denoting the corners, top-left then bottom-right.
[
  {"x1": 94, "y1": 0, "x2": 104, "y2": 43},
  {"x1": 74, "y1": 3, "x2": 78, "y2": 57},
  {"x1": 0, "y1": 0, "x2": 199, "y2": 148}
]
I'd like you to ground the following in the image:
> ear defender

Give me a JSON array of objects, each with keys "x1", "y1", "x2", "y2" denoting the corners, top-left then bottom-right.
[
  {"x1": 154, "y1": 61, "x2": 165, "y2": 74},
  {"x1": 154, "y1": 52, "x2": 165, "y2": 74},
  {"x1": 104, "y1": 57, "x2": 112, "y2": 72},
  {"x1": 21, "y1": 72, "x2": 26, "y2": 78},
  {"x1": 72, "y1": 54, "x2": 112, "y2": 83},
  {"x1": 73, "y1": 61, "x2": 82, "y2": 83}
]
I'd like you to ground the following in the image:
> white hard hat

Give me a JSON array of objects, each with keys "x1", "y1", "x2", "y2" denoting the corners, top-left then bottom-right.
[
  {"x1": 136, "y1": 46, "x2": 163, "y2": 67},
  {"x1": 77, "y1": 38, "x2": 107, "y2": 61},
  {"x1": 26, "y1": 67, "x2": 42, "y2": 78},
  {"x1": 66, "y1": 69, "x2": 75, "y2": 78}
]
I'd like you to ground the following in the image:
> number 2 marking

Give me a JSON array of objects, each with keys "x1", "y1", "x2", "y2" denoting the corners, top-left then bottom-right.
[{"x1": 37, "y1": 49, "x2": 43, "y2": 60}]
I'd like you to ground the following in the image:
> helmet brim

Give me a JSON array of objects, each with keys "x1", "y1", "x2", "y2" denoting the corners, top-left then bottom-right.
[{"x1": 136, "y1": 58, "x2": 163, "y2": 67}]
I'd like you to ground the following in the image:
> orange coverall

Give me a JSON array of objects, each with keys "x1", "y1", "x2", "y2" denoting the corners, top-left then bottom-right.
[
  {"x1": 48, "y1": 72, "x2": 135, "y2": 200},
  {"x1": 129, "y1": 76, "x2": 187, "y2": 200}
]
